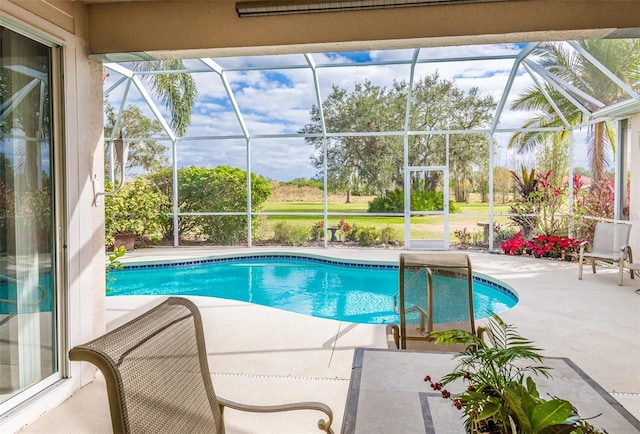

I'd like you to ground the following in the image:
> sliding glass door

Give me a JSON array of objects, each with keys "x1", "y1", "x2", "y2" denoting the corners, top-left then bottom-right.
[{"x1": 0, "y1": 25, "x2": 58, "y2": 412}]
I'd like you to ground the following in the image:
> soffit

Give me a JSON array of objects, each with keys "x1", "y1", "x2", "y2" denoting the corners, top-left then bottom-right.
[{"x1": 82, "y1": 0, "x2": 640, "y2": 60}]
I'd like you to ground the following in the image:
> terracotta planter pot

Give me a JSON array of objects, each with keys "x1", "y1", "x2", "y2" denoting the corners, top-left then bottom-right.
[{"x1": 114, "y1": 233, "x2": 136, "y2": 251}]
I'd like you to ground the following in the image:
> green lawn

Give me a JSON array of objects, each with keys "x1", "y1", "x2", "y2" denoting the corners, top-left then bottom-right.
[
  {"x1": 263, "y1": 201, "x2": 510, "y2": 215},
  {"x1": 258, "y1": 200, "x2": 514, "y2": 242}
]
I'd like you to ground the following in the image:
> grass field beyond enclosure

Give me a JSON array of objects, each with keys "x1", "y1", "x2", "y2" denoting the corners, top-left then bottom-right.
[{"x1": 260, "y1": 186, "x2": 512, "y2": 244}]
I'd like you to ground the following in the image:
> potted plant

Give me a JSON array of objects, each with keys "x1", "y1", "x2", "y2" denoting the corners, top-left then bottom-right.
[
  {"x1": 105, "y1": 178, "x2": 169, "y2": 250},
  {"x1": 501, "y1": 232, "x2": 527, "y2": 255},
  {"x1": 425, "y1": 314, "x2": 606, "y2": 433},
  {"x1": 528, "y1": 235, "x2": 549, "y2": 258},
  {"x1": 558, "y1": 237, "x2": 581, "y2": 261}
]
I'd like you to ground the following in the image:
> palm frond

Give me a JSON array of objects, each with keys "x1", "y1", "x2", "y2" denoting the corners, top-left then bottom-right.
[
  {"x1": 510, "y1": 39, "x2": 637, "y2": 177},
  {"x1": 131, "y1": 60, "x2": 198, "y2": 137}
]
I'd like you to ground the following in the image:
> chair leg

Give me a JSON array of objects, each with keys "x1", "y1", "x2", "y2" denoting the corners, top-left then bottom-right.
[
  {"x1": 591, "y1": 260, "x2": 596, "y2": 274},
  {"x1": 619, "y1": 259, "x2": 624, "y2": 286},
  {"x1": 578, "y1": 258, "x2": 583, "y2": 280}
]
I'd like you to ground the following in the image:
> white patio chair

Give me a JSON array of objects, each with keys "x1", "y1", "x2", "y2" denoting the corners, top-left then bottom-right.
[{"x1": 578, "y1": 222, "x2": 634, "y2": 286}]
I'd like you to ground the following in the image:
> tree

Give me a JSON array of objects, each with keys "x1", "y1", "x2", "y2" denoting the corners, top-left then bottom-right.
[
  {"x1": 408, "y1": 74, "x2": 496, "y2": 198},
  {"x1": 536, "y1": 136, "x2": 568, "y2": 189},
  {"x1": 301, "y1": 73, "x2": 496, "y2": 203},
  {"x1": 493, "y1": 166, "x2": 513, "y2": 203},
  {"x1": 131, "y1": 60, "x2": 198, "y2": 137},
  {"x1": 509, "y1": 40, "x2": 640, "y2": 189},
  {"x1": 301, "y1": 81, "x2": 404, "y2": 202},
  {"x1": 104, "y1": 102, "x2": 169, "y2": 174}
]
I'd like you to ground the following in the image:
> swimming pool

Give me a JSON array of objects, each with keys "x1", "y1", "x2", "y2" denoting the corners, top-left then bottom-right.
[{"x1": 107, "y1": 254, "x2": 518, "y2": 324}]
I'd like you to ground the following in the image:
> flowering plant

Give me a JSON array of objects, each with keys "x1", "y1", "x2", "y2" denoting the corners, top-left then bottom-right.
[
  {"x1": 527, "y1": 235, "x2": 548, "y2": 257},
  {"x1": 557, "y1": 237, "x2": 581, "y2": 260},
  {"x1": 527, "y1": 235, "x2": 581, "y2": 259},
  {"x1": 337, "y1": 217, "x2": 352, "y2": 238},
  {"x1": 425, "y1": 314, "x2": 605, "y2": 433},
  {"x1": 500, "y1": 232, "x2": 527, "y2": 255},
  {"x1": 310, "y1": 220, "x2": 324, "y2": 240}
]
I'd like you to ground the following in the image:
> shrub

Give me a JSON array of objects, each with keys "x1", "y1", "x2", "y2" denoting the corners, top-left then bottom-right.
[
  {"x1": 105, "y1": 245, "x2": 126, "y2": 292},
  {"x1": 495, "y1": 226, "x2": 517, "y2": 243},
  {"x1": 378, "y1": 225, "x2": 398, "y2": 244},
  {"x1": 454, "y1": 228, "x2": 472, "y2": 245},
  {"x1": 528, "y1": 234, "x2": 581, "y2": 258},
  {"x1": 356, "y1": 226, "x2": 378, "y2": 246},
  {"x1": 368, "y1": 188, "x2": 459, "y2": 214},
  {"x1": 284, "y1": 178, "x2": 324, "y2": 190},
  {"x1": 572, "y1": 176, "x2": 617, "y2": 241},
  {"x1": 272, "y1": 222, "x2": 309, "y2": 246},
  {"x1": 147, "y1": 165, "x2": 271, "y2": 244},
  {"x1": 105, "y1": 178, "x2": 168, "y2": 246},
  {"x1": 310, "y1": 220, "x2": 324, "y2": 240},
  {"x1": 509, "y1": 168, "x2": 569, "y2": 238},
  {"x1": 345, "y1": 224, "x2": 359, "y2": 242},
  {"x1": 368, "y1": 189, "x2": 404, "y2": 213},
  {"x1": 411, "y1": 189, "x2": 460, "y2": 213}
]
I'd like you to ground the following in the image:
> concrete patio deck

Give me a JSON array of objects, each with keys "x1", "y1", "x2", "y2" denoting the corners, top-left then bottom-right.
[{"x1": 17, "y1": 247, "x2": 640, "y2": 433}]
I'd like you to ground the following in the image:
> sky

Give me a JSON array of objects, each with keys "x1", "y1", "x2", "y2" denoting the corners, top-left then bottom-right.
[{"x1": 104, "y1": 42, "x2": 604, "y2": 182}]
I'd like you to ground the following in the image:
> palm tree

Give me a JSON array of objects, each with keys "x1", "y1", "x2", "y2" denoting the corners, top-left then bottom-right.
[
  {"x1": 509, "y1": 39, "x2": 640, "y2": 188},
  {"x1": 131, "y1": 59, "x2": 198, "y2": 138}
]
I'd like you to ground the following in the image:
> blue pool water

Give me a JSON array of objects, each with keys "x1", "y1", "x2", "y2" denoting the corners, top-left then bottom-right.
[{"x1": 107, "y1": 255, "x2": 518, "y2": 324}]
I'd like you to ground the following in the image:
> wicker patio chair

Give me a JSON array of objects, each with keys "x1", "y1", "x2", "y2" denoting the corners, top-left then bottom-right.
[
  {"x1": 69, "y1": 297, "x2": 333, "y2": 434},
  {"x1": 387, "y1": 253, "x2": 476, "y2": 352},
  {"x1": 578, "y1": 222, "x2": 634, "y2": 286}
]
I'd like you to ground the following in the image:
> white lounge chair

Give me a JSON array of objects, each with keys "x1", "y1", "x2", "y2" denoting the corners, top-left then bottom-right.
[{"x1": 578, "y1": 222, "x2": 634, "y2": 286}]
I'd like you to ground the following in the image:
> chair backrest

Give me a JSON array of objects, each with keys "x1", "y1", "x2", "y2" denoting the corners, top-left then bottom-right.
[
  {"x1": 397, "y1": 253, "x2": 475, "y2": 349},
  {"x1": 591, "y1": 222, "x2": 631, "y2": 257},
  {"x1": 69, "y1": 297, "x2": 223, "y2": 434}
]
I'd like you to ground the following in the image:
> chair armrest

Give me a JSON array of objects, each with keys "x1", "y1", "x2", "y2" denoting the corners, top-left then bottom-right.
[
  {"x1": 620, "y1": 244, "x2": 633, "y2": 262},
  {"x1": 217, "y1": 396, "x2": 334, "y2": 433},
  {"x1": 476, "y1": 325, "x2": 487, "y2": 342},
  {"x1": 579, "y1": 240, "x2": 591, "y2": 255}
]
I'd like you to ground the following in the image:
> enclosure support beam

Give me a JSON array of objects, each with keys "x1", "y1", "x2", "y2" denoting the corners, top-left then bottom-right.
[{"x1": 614, "y1": 119, "x2": 628, "y2": 221}]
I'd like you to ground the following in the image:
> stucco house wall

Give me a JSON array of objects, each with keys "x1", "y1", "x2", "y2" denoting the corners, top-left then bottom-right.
[{"x1": 0, "y1": 2, "x2": 105, "y2": 432}]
